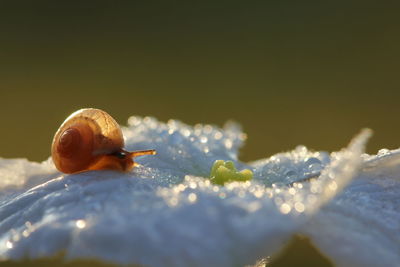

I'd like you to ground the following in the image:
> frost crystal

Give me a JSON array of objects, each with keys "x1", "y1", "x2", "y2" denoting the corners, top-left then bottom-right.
[{"x1": 0, "y1": 117, "x2": 397, "y2": 267}]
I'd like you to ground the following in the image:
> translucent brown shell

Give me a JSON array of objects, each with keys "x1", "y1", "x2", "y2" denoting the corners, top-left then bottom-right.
[{"x1": 51, "y1": 108, "x2": 156, "y2": 174}]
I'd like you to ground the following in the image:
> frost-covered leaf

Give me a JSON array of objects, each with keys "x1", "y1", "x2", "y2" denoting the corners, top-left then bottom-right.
[
  {"x1": 302, "y1": 149, "x2": 400, "y2": 267},
  {"x1": 0, "y1": 117, "x2": 372, "y2": 266}
]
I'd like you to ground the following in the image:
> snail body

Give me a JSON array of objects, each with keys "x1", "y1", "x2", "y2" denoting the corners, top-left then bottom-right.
[{"x1": 51, "y1": 108, "x2": 156, "y2": 174}]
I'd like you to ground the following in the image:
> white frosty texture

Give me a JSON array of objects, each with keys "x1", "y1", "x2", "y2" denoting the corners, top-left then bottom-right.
[
  {"x1": 302, "y1": 149, "x2": 400, "y2": 267},
  {"x1": 0, "y1": 116, "x2": 384, "y2": 267}
]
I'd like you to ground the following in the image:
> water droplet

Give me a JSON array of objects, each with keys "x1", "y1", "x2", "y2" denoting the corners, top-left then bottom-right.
[
  {"x1": 127, "y1": 116, "x2": 141, "y2": 126},
  {"x1": 214, "y1": 132, "x2": 223, "y2": 140},
  {"x1": 224, "y1": 139, "x2": 233, "y2": 149},
  {"x1": 304, "y1": 157, "x2": 322, "y2": 165},
  {"x1": 248, "y1": 202, "x2": 261, "y2": 212},
  {"x1": 177, "y1": 184, "x2": 186, "y2": 191},
  {"x1": 143, "y1": 117, "x2": 151, "y2": 124},
  {"x1": 285, "y1": 170, "x2": 298, "y2": 179},
  {"x1": 272, "y1": 182, "x2": 285, "y2": 188},
  {"x1": 310, "y1": 184, "x2": 320, "y2": 193},
  {"x1": 288, "y1": 188, "x2": 296, "y2": 195},
  {"x1": 297, "y1": 183, "x2": 303, "y2": 189},
  {"x1": 294, "y1": 202, "x2": 305, "y2": 213},
  {"x1": 188, "y1": 193, "x2": 197, "y2": 203},
  {"x1": 6, "y1": 241, "x2": 13, "y2": 249},
  {"x1": 22, "y1": 230, "x2": 29, "y2": 237},
  {"x1": 328, "y1": 181, "x2": 338, "y2": 191},
  {"x1": 295, "y1": 145, "x2": 307, "y2": 154},
  {"x1": 76, "y1": 220, "x2": 86, "y2": 229},
  {"x1": 194, "y1": 125, "x2": 202, "y2": 135},
  {"x1": 280, "y1": 203, "x2": 291, "y2": 214},
  {"x1": 305, "y1": 157, "x2": 322, "y2": 173},
  {"x1": 189, "y1": 182, "x2": 197, "y2": 189},
  {"x1": 200, "y1": 136, "x2": 208, "y2": 143},
  {"x1": 204, "y1": 125, "x2": 213, "y2": 134},
  {"x1": 254, "y1": 190, "x2": 263, "y2": 198},
  {"x1": 10, "y1": 230, "x2": 20, "y2": 242},
  {"x1": 378, "y1": 148, "x2": 390, "y2": 155},
  {"x1": 181, "y1": 129, "x2": 191, "y2": 137},
  {"x1": 169, "y1": 198, "x2": 178, "y2": 206},
  {"x1": 308, "y1": 163, "x2": 322, "y2": 173}
]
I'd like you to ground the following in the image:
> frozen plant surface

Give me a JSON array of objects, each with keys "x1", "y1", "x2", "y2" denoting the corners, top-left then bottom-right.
[{"x1": 0, "y1": 116, "x2": 398, "y2": 267}]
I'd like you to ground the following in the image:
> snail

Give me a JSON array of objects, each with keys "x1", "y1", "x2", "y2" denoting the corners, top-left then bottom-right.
[{"x1": 51, "y1": 108, "x2": 156, "y2": 174}]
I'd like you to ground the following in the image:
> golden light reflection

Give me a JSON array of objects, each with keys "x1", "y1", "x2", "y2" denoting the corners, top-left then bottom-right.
[
  {"x1": 280, "y1": 203, "x2": 291, "y2": 214},
  {"x1": 6, "y1": 241, "x2": 13, "y2": 249},
  {"x1": 188, "y1": 193, "x2": 197, "y2": 203},
  {"x1": 76, "y1": 220, "x2": 86, "y2": 229},
  {"x1": 294, "y1": 202, "x2": 305, "y2": 213}
]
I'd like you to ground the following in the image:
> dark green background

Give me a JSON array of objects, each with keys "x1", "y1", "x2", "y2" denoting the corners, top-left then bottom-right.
[
  {"x1": 1, "y1": 1, "x2": 400, "y2": 162},
  {"x1": 0, "y1": 1, "x2": 399, "y2": 265}
]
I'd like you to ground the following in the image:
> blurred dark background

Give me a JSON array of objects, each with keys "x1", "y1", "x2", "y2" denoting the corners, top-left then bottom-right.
[
  {"x1": 1, "y1": 1, "x2": 400, "y2": 162},
  {"x1": 1, "y1": 1, "x2": 398, "y2": 266}
]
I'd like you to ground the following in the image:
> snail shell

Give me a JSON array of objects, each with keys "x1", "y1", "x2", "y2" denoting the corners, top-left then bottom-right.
[{"x1": 51, "y1": 108, "x2": 156, "y2": 174}]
